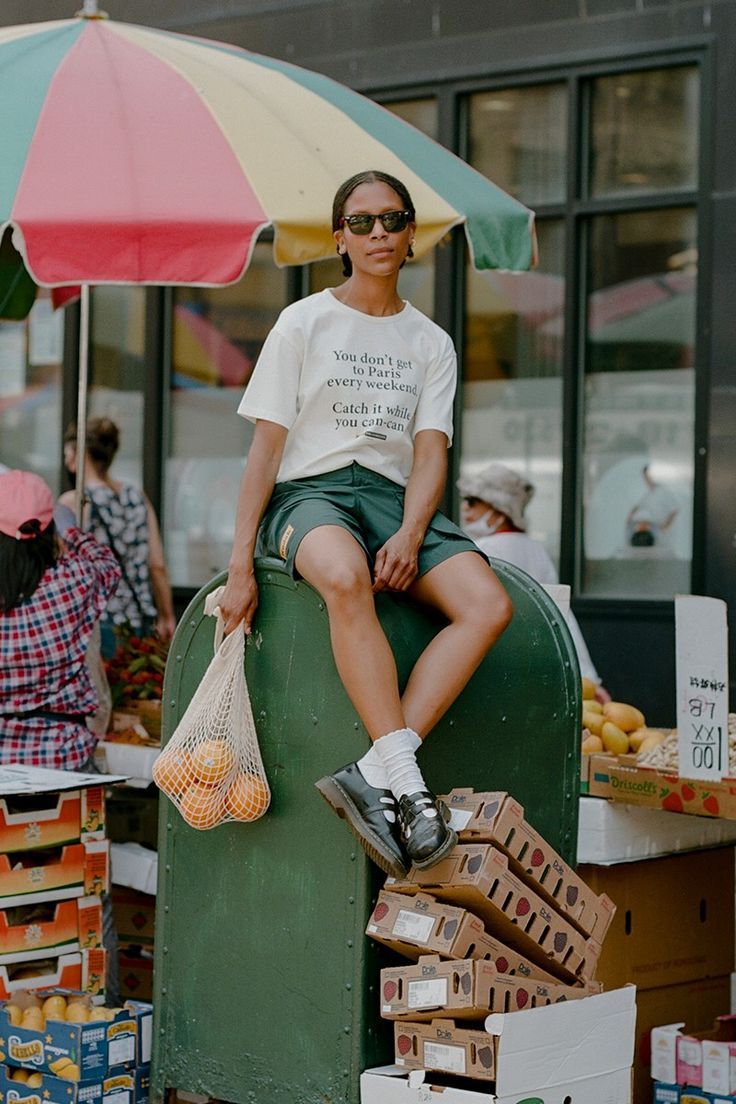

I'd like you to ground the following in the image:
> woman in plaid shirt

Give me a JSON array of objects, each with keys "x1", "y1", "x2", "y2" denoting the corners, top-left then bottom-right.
[{"x1": 0, "y1": 470, "x2": 121, "y2": 769}]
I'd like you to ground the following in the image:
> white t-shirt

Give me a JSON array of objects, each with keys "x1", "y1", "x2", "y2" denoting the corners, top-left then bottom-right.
[{"x1": 237, "y1": 289, "x2": 456, "y2": 487}]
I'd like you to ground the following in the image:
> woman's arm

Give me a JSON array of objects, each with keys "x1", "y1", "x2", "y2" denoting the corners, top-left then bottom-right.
[
  {"x1": 373, "y1": 429, "x2": 448, "y2": 593},
  {"x1": 219, "y1": 419, "x2": 289, "y2": 634},
  {"x1": 144, "y1": 496, "x2": 177, "y2": 642}
]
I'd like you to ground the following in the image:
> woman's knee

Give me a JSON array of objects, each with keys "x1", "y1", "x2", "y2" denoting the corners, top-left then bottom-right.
[{"x1": 316, "y1": 561, "x2": 372, "y2": 606}]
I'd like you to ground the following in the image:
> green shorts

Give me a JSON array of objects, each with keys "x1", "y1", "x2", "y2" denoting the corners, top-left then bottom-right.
[{"x1": 259, "y1": 462, "x2": 484, "y2": 579}]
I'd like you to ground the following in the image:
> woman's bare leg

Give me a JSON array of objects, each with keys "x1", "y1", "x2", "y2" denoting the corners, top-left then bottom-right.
[
  {"x1": 295, "y1": 525, "x2": 406, "y2": 741},
  {"x1": 402, "y1": 552, "x2": 513, "y2": 738}
]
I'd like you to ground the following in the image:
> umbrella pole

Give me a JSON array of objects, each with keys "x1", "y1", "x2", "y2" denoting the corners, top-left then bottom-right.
[{"x1": 74, "y1": 284, "x2": 91, "y2": 524}]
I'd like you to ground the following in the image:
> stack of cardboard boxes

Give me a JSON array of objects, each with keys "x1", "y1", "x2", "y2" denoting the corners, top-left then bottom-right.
[
  {"x1": 0, "y1": 989, "x2": 152, "y2": 1104},
  {"x1": 651, "y1": 1015, "x2": 736, "y2": 1102},
  {"x1": 580, "y1": 847, "x2": 735, "y2": 1103},
  {"x1": 362, "y1": 789, "x2": 635, "y2": 1102},
  {"x1": 0, "y1": 769, "x2": 112, "y2": 1002}
]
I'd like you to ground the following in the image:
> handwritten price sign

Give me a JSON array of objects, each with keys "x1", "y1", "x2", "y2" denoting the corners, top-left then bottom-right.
[{"x1": 675, "y1": 596, "x2": 729, "y2": 781}]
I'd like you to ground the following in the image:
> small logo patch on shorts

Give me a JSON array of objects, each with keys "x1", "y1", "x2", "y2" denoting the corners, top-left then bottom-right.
[{"x1": 279, "y1": 523, "x2": 295, "y2": 560}]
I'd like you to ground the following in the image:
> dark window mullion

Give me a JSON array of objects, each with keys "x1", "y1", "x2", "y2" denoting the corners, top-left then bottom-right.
[{"x1": 560, "y1": 73, "x2": 585, "y2": 592}]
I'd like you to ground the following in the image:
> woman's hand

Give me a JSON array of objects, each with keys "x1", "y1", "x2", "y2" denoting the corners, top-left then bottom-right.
[
  {"x1": 155, "y1": 613, "x2": 177, "y2": 643},
  {"x1": 373, "y1": 528, "x2": 422, "y2": 593},
  {"x1": 219, "y1": 568, "x2": 259, "y2": 635}
]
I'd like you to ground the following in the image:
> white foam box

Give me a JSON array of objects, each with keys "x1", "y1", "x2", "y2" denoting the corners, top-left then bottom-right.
[
  {"x1": 110, "y1": 843, "x2": 158, "y2": 897},
  {"x1": 96, "y1": 745, "x2": 158, "y2": 789},
  {"x1": 577, "y1": 796, "x2": 736, "y2": 865},
  {"x1": 362, "y1": 985, "x2": 636, "y2": 1104}
]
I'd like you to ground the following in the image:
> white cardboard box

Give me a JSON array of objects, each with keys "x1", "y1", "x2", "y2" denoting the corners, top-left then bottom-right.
[
  {"x1": 577, "y1": 795, "x2": 736, "y2": 864},
  {"x1": 363, "y1": 986, "x2": 636, "y2": 1104},
  {"x1": 361, "y1": 1066, "x2": 632, "y2": 1104},
  {"x1": 111, "y1": 841, "x2": 158, "y2": 896}
]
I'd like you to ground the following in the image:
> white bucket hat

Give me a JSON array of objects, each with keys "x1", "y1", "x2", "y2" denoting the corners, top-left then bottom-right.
[{"x1": 456, "y1": 463, "x2": 534, "y2": 531}]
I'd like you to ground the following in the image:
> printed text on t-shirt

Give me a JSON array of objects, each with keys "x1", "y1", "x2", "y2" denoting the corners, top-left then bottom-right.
[{"x1": 328, "y1": 349, "x2": 417, "y2": 437}]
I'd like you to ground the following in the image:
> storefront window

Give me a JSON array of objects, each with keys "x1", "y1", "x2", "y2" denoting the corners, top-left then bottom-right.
[
  {"x1": 387, "y1": 97, "x2": 438, "y2": 141},
  {"x1": 165, "y1": 242, "x2": 287, "y2": 588},
  {"x1": 468, "y1": 84, "x2": 567, "y2": 206},
  {"x1": 0, "y1": 292, "x2": 64, "y2": 493},
  {"x1": 460, "y1": 220, "x2": 566, "y2": 567},
  {"x1": 590, "y1": 66, "x2": 699, "y2": 198},
  {"x1": 581, "y1": 208, "x2": 697, "y2": 598},
  {"x1": 88, "y1": 287, "x2": 147, "y2": 488}
]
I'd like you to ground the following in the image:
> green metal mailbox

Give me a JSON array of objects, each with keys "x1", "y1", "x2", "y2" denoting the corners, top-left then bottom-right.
[{"x1": 152, "y1": 556, "x2": 581, "y2": 1104}]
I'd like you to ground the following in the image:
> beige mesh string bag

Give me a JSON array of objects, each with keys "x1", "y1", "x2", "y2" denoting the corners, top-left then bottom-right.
[{"x1": 152, "y1": 586, "x2": 270, "y2": 829}]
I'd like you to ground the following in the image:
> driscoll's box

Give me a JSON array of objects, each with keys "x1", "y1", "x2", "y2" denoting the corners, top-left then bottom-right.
[
  {"x1": 386, "y1": 846, "x2": 601, "y2": 985},
  {"x1": 366, "y1": 891, "x2": 560, "y2": 985},
  {"x1": 440, "y1": 789, "x2": 615, "y2": 942},
  {"x1": 0, "y1": 897, "x2": 103, "y2": 964},
  {"x1": 0, "y1": 788, "x2": 106, "y2": 855},
  {"x1": 380, "y1": 955, "x2": 600, "y2": 1021}
]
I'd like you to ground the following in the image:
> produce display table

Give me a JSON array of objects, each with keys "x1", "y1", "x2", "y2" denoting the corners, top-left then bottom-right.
[
  {"x1": 151, "y1": 556, "x2": 581, "y2": 1104},
  {"x1": 577, "y1": 794, "x2": 736, "y2": 864}
]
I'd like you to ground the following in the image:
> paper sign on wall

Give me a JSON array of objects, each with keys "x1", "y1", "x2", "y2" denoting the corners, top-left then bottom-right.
[{"x1": 675, "y1": 595, "x2": 729, "y2": 781}]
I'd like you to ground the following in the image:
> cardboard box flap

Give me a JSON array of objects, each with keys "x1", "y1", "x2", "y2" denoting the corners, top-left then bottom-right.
[
  {"x1": 487, "y1": 985, "x2": 637, "y2": 1098},
  {"x1": 0, "y1": 766, "x2": 125, "y2": 796}
]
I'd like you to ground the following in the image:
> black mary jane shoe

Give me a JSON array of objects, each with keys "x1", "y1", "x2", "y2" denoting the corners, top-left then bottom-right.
[
  {"x1": 315, "y1": 761, "x2": 409, "y2": 878},
  {"x1": 398, "y1": 790, "x2": 457, "y2": 870}
]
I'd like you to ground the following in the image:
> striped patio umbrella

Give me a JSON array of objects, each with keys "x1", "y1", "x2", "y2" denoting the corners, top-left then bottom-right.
[{"x1": 0, "y1": 5, "x2": 535, "y2": 319}]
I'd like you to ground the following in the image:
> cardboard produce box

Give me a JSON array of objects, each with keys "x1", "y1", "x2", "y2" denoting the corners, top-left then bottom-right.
[
  {"x1": 0, "y1": 840, "x2": 109, "y2": 908},
  {"x1": 395, "y1": 1019, "x2": 498, "y2": 1082},
  {"x1": 386, "y1": 847, "x2": 601, "y2": 985},
  {"x1": 361, "y1": 1066, "x2": 634, "y2": 1103},
  {"x1": 111, "y1": 889, "x2": 155, "y2": 945},
  {"x1": 0, "y1": 1063, "x2": 150, "y2": 1104},
  {"x1": 380, "y1": 955, "x2": 600, "y2": 1021},
  {"x1": 118, "y1": 944, "x2": 153, "y2": 1002},
  {"x1": 0, "y1": 949, "x2": 106, "y2": 1001},
  {"x1": 0, "y1": 992, "x2": 152, "y2": 1076},
  {"x1": 588, "y1": 755, "x2": 736, "y2": 820},
  {"x1": 441, "y1": 789, "x2": 615, "y2": 942},
  {"x1": 634, "y1": 976, "x2": 732, "y2": 1104},
  {"x1": 0, "y1": 896, "x2": 103, "y2": 964},
  {"x1": 651, "y1": 1015, "x2": 736, "y2": 1095},
  {"x1": 366, "y1": 892, "x2": 560, "y2": 984},
  {"x1": 0, "y1": 788, "x2": 105, "y2": 854},
  {"x1": 579, "y1": 848, "x2": 734, "y2": 992},
  {"x1": 361, "y1": 985, "x2": 636, "y2": 1103}
]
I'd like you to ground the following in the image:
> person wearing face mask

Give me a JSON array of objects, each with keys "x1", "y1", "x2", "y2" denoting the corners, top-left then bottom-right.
[{"x1": 458, "y1": 463, "x2": 605, "y2": 695}]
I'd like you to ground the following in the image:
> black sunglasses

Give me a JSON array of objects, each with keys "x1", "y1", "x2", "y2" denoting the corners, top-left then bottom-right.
[
  {"x1": 340, "y1": 210, "x2": 412, "y2": 235},
  {"x1": 463, "y1": 496, "x2": 481, "y2": 507}
]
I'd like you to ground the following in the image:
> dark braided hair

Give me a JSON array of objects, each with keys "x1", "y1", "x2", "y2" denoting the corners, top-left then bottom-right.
[
  {"x1": 0, "y1": 521, "x2": 59, "y2": 612},
  {"x1": 332, "y1": 171, "x2": 416, "y2": 278}
]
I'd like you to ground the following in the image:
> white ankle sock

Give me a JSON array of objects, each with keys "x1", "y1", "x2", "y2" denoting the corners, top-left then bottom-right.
[
  {"x1": 372, "y1": 727, "x2": 425, "y2": 800},
  {"x1": 356, "y1": 744, "x2": 390, "y2": 790}
]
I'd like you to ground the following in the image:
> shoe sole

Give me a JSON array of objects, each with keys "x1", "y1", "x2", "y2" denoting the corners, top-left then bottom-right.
[
  {"x1": 408, "y1": 824, "x2": 458, "y2": 870},
  {"x1": 315, "y1": 775, "x2": 408, "y2": 878}
]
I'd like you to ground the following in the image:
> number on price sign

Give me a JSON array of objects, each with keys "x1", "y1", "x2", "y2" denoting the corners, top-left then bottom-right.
[{"x1": 675, "y1": 596, "x2": 729, "y2": 782}]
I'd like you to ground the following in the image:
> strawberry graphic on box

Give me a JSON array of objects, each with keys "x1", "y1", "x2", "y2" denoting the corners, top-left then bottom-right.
[
  {"x1": 702, "y1": 793, "x2": 720, "y2": 816},
  {"x1": 661, "y1": 791, "x2": 684, "y2": 814},
  {"x1": 681, "y1": 783, "x2": 696, "y2": 802}
]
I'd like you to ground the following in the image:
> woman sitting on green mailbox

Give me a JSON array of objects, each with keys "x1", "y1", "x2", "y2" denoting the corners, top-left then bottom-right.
[{"x1": 220, "y1": 170, "x2": 512, "y2": 878}]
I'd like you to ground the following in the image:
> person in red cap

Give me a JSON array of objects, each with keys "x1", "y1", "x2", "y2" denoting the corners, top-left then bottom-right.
[{"x1": 0, "y1": 469, "x2": 121, "y2": 769}]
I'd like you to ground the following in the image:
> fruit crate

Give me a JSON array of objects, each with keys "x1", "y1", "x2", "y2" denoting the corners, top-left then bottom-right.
[{"x1": 588, "y1": 753, "x2": 736, "y2": 819}]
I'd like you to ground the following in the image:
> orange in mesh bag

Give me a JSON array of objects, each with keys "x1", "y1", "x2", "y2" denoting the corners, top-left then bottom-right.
[{"x1": 152, "y1": 586, "x2": 270, "y2": 828}]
